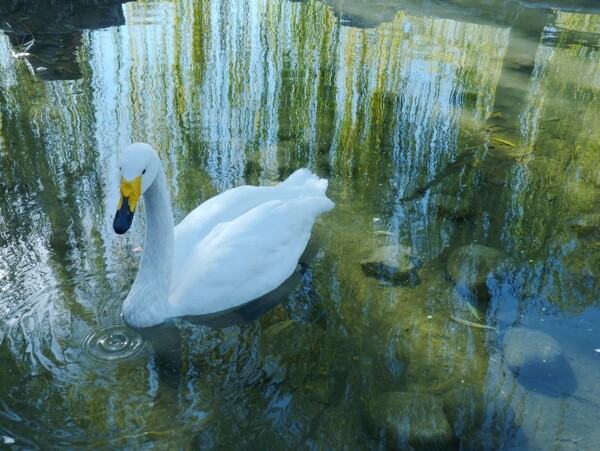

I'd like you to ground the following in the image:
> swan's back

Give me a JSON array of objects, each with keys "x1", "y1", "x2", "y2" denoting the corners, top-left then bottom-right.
[
  {"x1": 175, "y1": 170, "x2": 326, "y2": 243},
  {"x1": 169, "y1": 169, "x2": 334, "y2": 317}
]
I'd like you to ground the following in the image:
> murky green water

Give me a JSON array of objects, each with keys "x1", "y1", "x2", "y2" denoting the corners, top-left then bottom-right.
[{"x1": 1, "y1": 0, "x2": 599, "y2": 449}]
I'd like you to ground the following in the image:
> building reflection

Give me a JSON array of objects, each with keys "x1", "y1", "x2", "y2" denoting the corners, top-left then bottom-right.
[{"x1": 0, "y1": 0, "x2": 132, "y2": 79}]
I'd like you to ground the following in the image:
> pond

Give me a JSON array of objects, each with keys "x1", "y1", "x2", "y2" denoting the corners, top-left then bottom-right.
[{"x1": 1, "y1": 0, "x2": 599, "y2": 449}]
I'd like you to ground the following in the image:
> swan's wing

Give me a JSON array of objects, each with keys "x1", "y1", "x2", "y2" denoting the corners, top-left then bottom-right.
[
  {"x1": 173, "y1": 169, "x2": 329, "y2": 274},
  {"x1": 175, "y1": 169, "x2": 327, "y2": 239},
  {"x1": 169, "y1": 196, "x2": 333, "y2": 317},
  {"x1": 175, "y1": 185, "x2": 269, "y2": 245}
]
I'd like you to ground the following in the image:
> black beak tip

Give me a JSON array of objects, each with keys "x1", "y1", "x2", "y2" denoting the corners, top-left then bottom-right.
[
  {"x1": 113, "y1": 209, "x2": 134, "y2": 234},
  {"x1": 113, "y1": 195, "x2": 135, "y2": 234},
  {"x1": 113, "y1": 224, "x2": 129, "y2": 235}
]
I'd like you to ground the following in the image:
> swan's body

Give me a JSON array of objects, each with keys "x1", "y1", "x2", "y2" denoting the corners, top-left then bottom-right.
[{"x1": 113, "y1": 143, "x2": 334, "y2": 329}]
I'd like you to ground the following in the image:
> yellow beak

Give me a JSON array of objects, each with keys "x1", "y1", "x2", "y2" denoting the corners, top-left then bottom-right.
[
  {"x1": 114, "y1": 175, "x2": 142, "y2": 234},
  {"x1": 118, "y1": 176, "x2": 142, "y2": 212}
]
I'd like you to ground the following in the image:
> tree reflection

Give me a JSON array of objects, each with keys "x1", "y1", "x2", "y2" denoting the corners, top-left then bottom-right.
[{"x1": 0, "y1": 0, "x2": 599, "y2": 448}]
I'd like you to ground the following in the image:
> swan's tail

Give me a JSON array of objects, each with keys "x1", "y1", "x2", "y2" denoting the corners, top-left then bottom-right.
[{"x1": 280, "y1": 168, "x2": 329, "y2": 197}]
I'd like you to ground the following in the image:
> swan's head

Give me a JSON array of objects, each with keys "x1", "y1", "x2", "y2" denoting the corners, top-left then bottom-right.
[{"x1": 113, "y1": 143, "x2": 160, "y2": 234}]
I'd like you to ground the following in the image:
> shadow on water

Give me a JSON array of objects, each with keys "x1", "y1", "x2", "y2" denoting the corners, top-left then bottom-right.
[
  {"x1": 135, "y1": 233, "x2": 324, "y2": 389},
  {"x1": 512, "y1": 355, "x2": 579, "y2": 398}
]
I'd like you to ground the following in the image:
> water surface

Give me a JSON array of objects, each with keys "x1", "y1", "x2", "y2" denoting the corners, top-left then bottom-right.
[{"x1": 0, "y1": 0, "x2": 599, "y2": 449}]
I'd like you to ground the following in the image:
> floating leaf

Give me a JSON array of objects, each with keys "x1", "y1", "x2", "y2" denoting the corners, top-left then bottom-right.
[
  {"x1": 450, "y1": 316, "x2": 496, "y2": 330},
  {"x1": 491, "y1": 137, "x2": 516, "y2": 147}
]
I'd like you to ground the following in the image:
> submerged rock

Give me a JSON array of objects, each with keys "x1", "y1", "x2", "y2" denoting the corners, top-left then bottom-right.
[
  {"x1": 503, "y1": 328, "x2": 563, "y2": 378},
  {"x1": 436, "y1": 194, "x2": 472, "y2": 220},
  {"x1": 366, "y1": 392, "x2": 454, "y2": 450},
  {"x1": 361, "y1": 244, "x2": 420, "y2": 287},
  {"x1": 447, "y1": 244, "x2": 510, "y2": 300},
  {"x1": 502, "y1": 327, "x2": 577, "y2": 397}
]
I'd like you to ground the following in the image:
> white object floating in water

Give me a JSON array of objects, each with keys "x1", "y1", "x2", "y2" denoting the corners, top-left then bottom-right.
[
  {"x1": 132, "y1": 246, "x2": 144, "y2": 253},
  {"x1": 113, "y1": 143, "x2": 334, "y2": 328},
  {"x1": 595, "y1": 348, "x2": 600, "y2": 353},
  {"x1": 3, "y1": 436, "x2": 16, "y2": 445}
]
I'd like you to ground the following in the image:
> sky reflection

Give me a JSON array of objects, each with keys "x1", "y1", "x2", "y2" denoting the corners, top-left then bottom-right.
[{"x1": 0, "y1": 0, "x2": 599, "y2": 448}]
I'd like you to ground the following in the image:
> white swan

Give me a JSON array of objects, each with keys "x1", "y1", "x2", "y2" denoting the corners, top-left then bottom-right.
[{"x1": 113, "y1": 143, "x2": 334, "y2": 329}]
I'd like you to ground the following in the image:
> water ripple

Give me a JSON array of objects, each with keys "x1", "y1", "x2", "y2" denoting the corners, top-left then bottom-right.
[{"x1": 81, "y1": 323, "x2": 150, "y2": 364}]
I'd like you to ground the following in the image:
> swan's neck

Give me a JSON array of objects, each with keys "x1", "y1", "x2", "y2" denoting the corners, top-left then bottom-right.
[{"x1": 122, "y1": 169, "x2": 174, "y2": 329}]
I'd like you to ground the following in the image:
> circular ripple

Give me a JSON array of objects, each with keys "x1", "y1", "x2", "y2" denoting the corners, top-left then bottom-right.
[{"x1": 82, "y1": 324, "x2": 150, "y2": 363}]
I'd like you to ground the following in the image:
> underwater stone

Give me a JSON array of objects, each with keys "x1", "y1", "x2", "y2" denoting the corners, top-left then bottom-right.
[
  {"x1": 360, "y1": 244, "x2": 420, "y2": 287},
  {"x1": 441, "y1": 387, "x2": 486, "y2": 439},
  {"x1": 447, "y1": 244, "x2": 510, "y2": 301},
  {"x1": 503, "y1": 328, "x2": 564, "y2": 380},
  {"x1": 436, "y1": 194, "x2": 472, "y2": 219},
  {"x1": 502, "y1": 327, "x2": 578, "y2": 397},
  {"x1": 366, "y1": 392, "x2": 453, "y2": 450}
]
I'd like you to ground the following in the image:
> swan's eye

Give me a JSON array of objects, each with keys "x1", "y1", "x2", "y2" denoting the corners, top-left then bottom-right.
[{"x1": 142, "y1": 169, "x2": 146, "y2": 175}]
